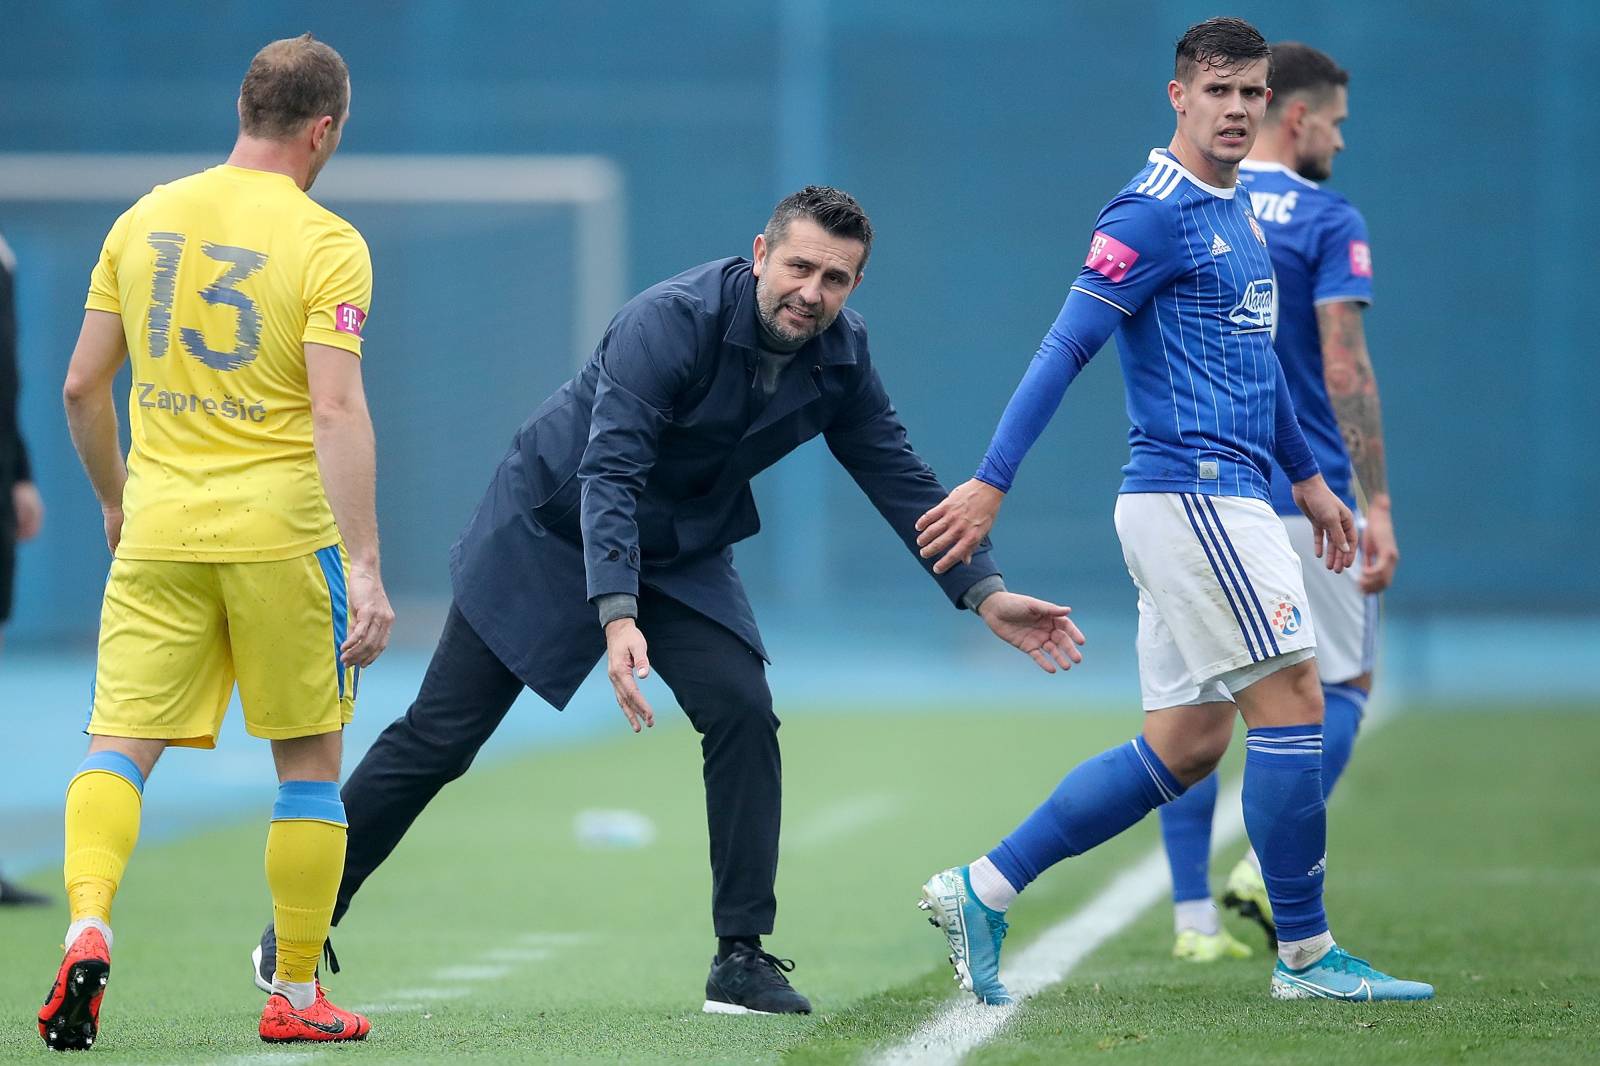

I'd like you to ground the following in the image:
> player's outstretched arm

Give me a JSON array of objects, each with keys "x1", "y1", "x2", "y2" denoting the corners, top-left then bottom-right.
[
  {"x1": 976, "y1": 590, "x2": 1086, "y2": 674},
  {"x1": 62, "y1": 310, "x2": 129, "y2": 553},
  {"x1": 1317, "y1": 300, "x2": 1398, "y2": 594},
  {"x1": 306, "y1": 342, "x2": 393, "y2": 668}
]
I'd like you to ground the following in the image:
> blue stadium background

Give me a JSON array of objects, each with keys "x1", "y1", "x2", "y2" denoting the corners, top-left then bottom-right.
[{"x1": 3, "y1": 1, "x2": 1596, "y2": 704}]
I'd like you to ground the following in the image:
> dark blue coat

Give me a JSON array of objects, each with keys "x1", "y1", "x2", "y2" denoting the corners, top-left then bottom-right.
[{"x1": 449, "y1": 258, "x2": 999, "y2": 708}]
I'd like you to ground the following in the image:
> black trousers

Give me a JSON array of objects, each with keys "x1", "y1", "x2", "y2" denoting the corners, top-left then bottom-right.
[{"x1": 334, "y1": 589, "x2": 782, "y2": 936}]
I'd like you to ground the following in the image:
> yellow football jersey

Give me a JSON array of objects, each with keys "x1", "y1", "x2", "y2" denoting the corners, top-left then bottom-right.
[{"x1": 85, "y1": 164, "x2": 372, "y2": 562}]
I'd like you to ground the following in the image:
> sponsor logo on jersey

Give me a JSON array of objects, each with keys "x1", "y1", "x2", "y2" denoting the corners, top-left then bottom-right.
[
  {"x1": 1228, "y1": 278, "x2": 1275, "y2": 330},
  {"x1": 1271, "y1": 599, "x2": 1303, "y2": 637},
  {"x1": 1348, "y1": 240, "x2": 1373, "y2": 278},
  {"x1": 335, "y1": 302, "x2": 367, "y2": 336},
  {"x1": 1209, "y1": 233, "x2": 1232, "y2": 256},
  {"x1": 1085, "y1": 230, "x2": 1139, "y2": 283}
]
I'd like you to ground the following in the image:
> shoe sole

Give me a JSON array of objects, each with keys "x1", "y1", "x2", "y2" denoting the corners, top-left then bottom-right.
[
  {"x1": 251, "y1": 944, "x2": 274, "y2": 995},
  {"x1": 1221, "y1": 889, "x2": 1277, "y2": 949},
  {"x1": 918, "y1": 883, "x2": 975, "y2": 995},
  {"x1": 1270, "y1": 975, "x2": 1434, "y2": 1002},
  {"x1": 701, "y1": 999, "x2": 780, "y2": 1016},
  {"x1": 40, "y1": 959, "x2": 109, "y2": 1051}
]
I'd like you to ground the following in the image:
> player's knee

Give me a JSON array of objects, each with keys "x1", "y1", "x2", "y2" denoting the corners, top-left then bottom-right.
[{"x1": 1165, "y1": 732, "x2": 1230, "y2": 785}]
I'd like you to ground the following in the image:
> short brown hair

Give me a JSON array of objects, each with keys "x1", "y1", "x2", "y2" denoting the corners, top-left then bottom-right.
[
  {"x1": 1266, "y1": 42, "x2": 1350, "y2": 115},
  {"x1": 239, "y1": 34, "x2": 349, "y2": 140},
  {"x1": 1174, "y1": 17, "x2": 1272, "y2": 85},
  {"x1": 763, "y1": 186, "x2": 875, "y2": 271}
]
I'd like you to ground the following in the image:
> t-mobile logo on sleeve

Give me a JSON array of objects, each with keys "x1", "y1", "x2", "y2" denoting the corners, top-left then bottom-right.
[
  {"x1": 1085, "y1": 231, "x2": 1139, "y2": 283},
  {"x1": 1348, "y1": 241, "x2": 1373, "y2": 278},
  {"x1": 335, "y1": 302, "x2": 366, "y2": 336}
]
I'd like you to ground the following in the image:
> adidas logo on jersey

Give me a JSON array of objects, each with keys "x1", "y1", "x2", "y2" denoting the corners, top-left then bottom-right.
[{"x1": 1209, "y1": 233, "x2": 1232, "y2": 256}]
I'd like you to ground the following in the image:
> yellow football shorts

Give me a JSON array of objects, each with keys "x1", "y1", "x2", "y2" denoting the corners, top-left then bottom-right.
[{"x1": 89, "y1": 545, "x2": 356, "y2": 748}]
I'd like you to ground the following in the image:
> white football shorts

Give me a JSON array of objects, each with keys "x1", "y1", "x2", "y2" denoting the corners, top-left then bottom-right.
[
  {"x1": 1114, "y1": 492, "x2": 1317, "y2": 710},
  {"x1": 1279, "y1": 511, "x2": 1378, "y2": 685}
]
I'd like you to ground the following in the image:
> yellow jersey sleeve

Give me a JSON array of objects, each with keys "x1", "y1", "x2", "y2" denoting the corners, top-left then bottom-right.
[
  {"x1": 302, "y1": 224, "x2": 372, "y2": 357},
  {"x1": 85, "y1": 208, "x2": 134, "y2": 314}
]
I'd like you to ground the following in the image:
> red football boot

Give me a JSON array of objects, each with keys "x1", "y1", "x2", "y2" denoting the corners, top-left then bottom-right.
[
  {"x1": 38, "y1": 927, "x2": 111, "y2": 1051},
  {"x1": 259, "y1": 984, "x2": 371, "y2": 1043}
]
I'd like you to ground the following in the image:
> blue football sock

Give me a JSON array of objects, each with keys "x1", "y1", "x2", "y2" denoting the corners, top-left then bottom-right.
[
  {"x1": 1319, "y1": 683, "x2": 1367, "y2": 799},
  {"x1": 1159, "y1": 769, "x2": 1218, "y2": 903},
  {"x1": 989, "y1": 736, "x2": 1182, "y2": 893},
  {"x1": 1242, "y1": 725, "x2": 1328, "y2": 943}
]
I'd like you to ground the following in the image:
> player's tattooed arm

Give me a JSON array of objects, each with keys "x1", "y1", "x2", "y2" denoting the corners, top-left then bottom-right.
[{"x1": 1316, "y1": 300, "x2": 1388, "y2": 505}]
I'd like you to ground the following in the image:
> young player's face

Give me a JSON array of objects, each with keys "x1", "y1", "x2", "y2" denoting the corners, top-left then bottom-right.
[
  {"x1": 1295, "y1": 86, "x2": 1348, "y2": 182},
  {"x1": 1173, "y1": 58, "x2": 1272, "y2": 170},
  {"x1": 751, "y1": 218, "x2": 864, "y2": 344}
]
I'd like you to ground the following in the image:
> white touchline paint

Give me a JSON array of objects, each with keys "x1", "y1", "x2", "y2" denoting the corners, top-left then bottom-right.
[
  {"x1": 432, "y1": 964, "x2": 514, "y2": 982},
  {"x1": 871, "y1": 699, "x2": 1394, "y2": 1066},
  {"x1": 788, "y1": 793, "x2": 902, "y2": 851},
  {"x1": 485, "y1": 946, "x2": 556, "y2": 963}
]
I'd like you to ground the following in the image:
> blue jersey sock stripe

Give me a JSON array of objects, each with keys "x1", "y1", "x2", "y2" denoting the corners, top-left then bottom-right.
[
  {"x1": 315, "y1": 545, "x2": 348, "y2": 700},
  {"x1": 1322, "y1": 682, "x2": 1370, "y2": 711},
  {"x1": 75, "y1": 751, "x2": 146, "y2": 794},
  {"x1": 272, "y1": 779, "x2": 347, "y2": 826},
  {"x1": 1188, "y1": 494, "x2": 1272, "y2": 658},
  {"x1": 1178, "y1": 494, "x2": 1263, "y2": 661},
  {"x1": 1131, "y1": 735, "x2": 1184, "y2": 803},
  {"x1": 1199, "y1": 496, "x2": 1281, "y2": 656}
]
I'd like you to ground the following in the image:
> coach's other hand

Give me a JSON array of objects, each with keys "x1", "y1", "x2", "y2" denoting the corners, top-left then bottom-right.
[
  {"x1": 1291, "y1": 474, "x2": 1358, "y2": 574},
  {"x1": 341, "y1": 564, "x2": 394, "y2": 668},
  {"x1": 978, "y1": 592, "x2": 1086, "y2": 674},
  {"x1": 604, "y1": 618, "x2": 656, "y2": 733},
  {"x1": 917, "y1": 479, "x2": 1005, "y2": 575}
]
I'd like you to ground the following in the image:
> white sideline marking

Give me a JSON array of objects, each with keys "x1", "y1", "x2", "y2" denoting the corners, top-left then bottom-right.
[
  {"x1": 517, "y1": 932, "x2": 592, "y2": 946},
  {"x1": 432, "y1": 964, "x2": 513, "y2": 982},
  {"x1": 871, "y1": 785, "x2": 1246, "y2": 1066},
  {"x1": 789, "y1": 793, "x2": 901, "y2": 850},
  {"x1": 874, "y1": 698, "x2": 1395, "y2": 1065},
  {"x1": 485, "y1": 946, "x2": 555, "y2": 963}
]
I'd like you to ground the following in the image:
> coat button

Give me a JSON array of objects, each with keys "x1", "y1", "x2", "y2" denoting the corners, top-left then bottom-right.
[
  {"x1": 607, "y1": 549, "x2": 620, "y2": 561},
  {"x1": 627, "y1": 547, "x2": 639, "y2": 564}
]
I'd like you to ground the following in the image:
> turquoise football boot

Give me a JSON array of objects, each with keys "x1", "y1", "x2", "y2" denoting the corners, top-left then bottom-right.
[
  {"x1": 918, "y1": 866, "x2": 1014, "y2": 1005},
  {"x1": 1270, "y1": 945, "x2": 1434, "y2": 1001}
]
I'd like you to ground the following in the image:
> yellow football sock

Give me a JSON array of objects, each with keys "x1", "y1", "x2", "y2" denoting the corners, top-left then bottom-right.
[
  {"x1": 266, "y1": 813, "x2": 347, "y2": 985},
  {"x1": 63, "y1": 766, "x2": 144, "y2": 925}
]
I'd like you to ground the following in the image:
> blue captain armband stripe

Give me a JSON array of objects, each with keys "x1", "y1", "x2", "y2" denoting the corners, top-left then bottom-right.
[
  {"x1": 272, "y1": 780, "x2": 347, "y2": 825},
  {"x1": 75, "y1": 751, "x2": 146, "y2": 794}
]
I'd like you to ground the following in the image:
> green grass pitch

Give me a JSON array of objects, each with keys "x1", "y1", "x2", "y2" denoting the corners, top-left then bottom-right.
[{"x1": 2, "y1": 706, "x2": 1595, "y2": 1063}]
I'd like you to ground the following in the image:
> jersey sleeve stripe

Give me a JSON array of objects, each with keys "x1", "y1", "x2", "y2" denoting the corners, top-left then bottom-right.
[{"x1": 1070, "y1": 284, "x2": 1134, "y2": 316}]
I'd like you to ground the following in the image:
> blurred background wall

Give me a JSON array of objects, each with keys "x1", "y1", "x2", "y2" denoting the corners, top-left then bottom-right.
[{"x1": 3, "y1": 1, "x2": 1595, "y2": 698}]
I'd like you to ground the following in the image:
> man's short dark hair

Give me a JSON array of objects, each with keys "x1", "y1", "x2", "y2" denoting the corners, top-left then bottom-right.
[
  {"x1": 239, "y1": 33, "x2": 350, "y2": 140},
  {"x1": 763, "y1": 186, "x2": 874, "y2": 272},
  {"x1": 1174, "y1": 17, "x2": 1272, "y2": 85},
  {"x1": 1266, "y1": 42, "x2": 1350, "y2": 114}
]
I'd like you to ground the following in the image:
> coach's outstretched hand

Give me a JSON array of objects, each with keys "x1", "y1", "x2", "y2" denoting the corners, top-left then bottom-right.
[
  {"x1": 916, "y1": 479, "x2": 1005, "y2": 574},
  {"x1": 604, "y1": 618, "x2": 656, "y2": 733},
  {"x1": 341, "y1": 564, "x2": 394, "y2": 668},
  {"x1": 978, "y1": 592, "x2": 1086, "y2": 674},
  {"x1": 1291, "y1": 474, "x2": 1359, "y2": 573}
]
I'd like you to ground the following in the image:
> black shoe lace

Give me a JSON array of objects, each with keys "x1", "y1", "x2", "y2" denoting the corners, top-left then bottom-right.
[
  {"x1": 322, "y1": 937, "x2": 341, "y2": 976},
  {"x1": 743, "y1": 951, "x2": 796, "y2": 987}
]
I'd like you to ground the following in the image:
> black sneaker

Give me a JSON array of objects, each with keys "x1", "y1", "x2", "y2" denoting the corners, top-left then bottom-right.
[
  {"x1": 0, "y1": 875, "x2": 50, "y2": 907},
  {"x1": 702, "y1": 949, "x2": 812, "y2": 1015},
  {"x1": 251, "y1": 921, "x2": 339, "y2": 994}
]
